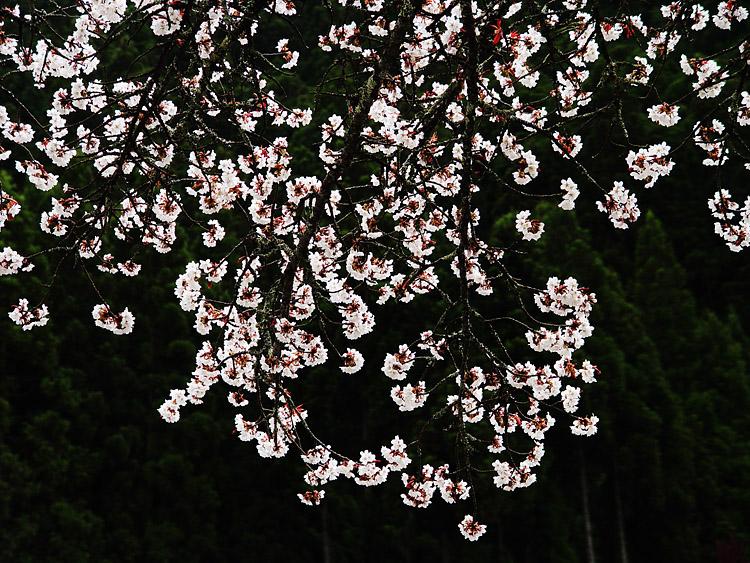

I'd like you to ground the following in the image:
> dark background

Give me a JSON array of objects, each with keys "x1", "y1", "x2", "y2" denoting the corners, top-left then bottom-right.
[{"x1": 1, "y1": 3, "x2": 750, "y2": 562}]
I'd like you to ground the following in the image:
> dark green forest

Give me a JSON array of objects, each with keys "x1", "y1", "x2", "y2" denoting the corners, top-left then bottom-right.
[
  {"x1": 2, "y1": 3, "x2": 750, "y2": 563},
  {"x1": 2, "y1": 180, "x2": 749, "y2": 562}
]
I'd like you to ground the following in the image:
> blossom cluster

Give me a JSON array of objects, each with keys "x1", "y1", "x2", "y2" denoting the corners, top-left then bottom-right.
[{"x1": 0, "y1": 0, "x2": 748, "y2": 541}]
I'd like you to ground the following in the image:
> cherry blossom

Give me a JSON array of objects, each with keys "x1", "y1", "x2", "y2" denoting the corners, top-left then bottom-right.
[
  {"x1": 1, "y1": 0, "x2": 748, "y2": 541},
  {"x1": 8, "y1": 298, "x2": 49, "y2": 331},
  {"x1": 340, "y1": 349, "x2": 365, "y2": 374},
  {"x1": 516, "y1": 210, "x2": 545, "y2": 241},
  {"x1": 559, "y1": 178, "x2": 580, "y2": 210},
  {"x1": 597, "y1": 182, "x2": 641, "y2": 229},
  {"x1": 92, "y1": 304, "x2": 135, "y2": 335},
  {"x1": 458, "y1": 515, "x2": 487, "y2": 541},
  {"x1": 648, "y1": 103, "x2": 681, "y2": 127}
]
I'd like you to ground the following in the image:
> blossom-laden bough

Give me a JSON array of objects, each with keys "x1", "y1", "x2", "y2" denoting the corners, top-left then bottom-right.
[{"x1": 1, "y1": 0, "x2": 749, "y2": 539}]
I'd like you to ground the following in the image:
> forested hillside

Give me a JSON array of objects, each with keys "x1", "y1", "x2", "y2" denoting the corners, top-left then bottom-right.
[
  {"x1": 2, "y1": 178, "x2": 749, "y2": 562},
  {"x1": 1, "y1": 2, "x2": 749, "y2": 562}
]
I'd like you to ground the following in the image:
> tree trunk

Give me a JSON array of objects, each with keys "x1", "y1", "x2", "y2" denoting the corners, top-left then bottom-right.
[
  {"x1": 322, "y1": 502, "x2": 332, "y2": 563},
  {"x1": 614, "y1": 472, "x2": 629, "y2": 563},
  {"x1": 441, "y1": 531, "x2": 451, "y2": 563},
  {"x1": 580, "y1": 450, "x2": 596, "y2": 563}
]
